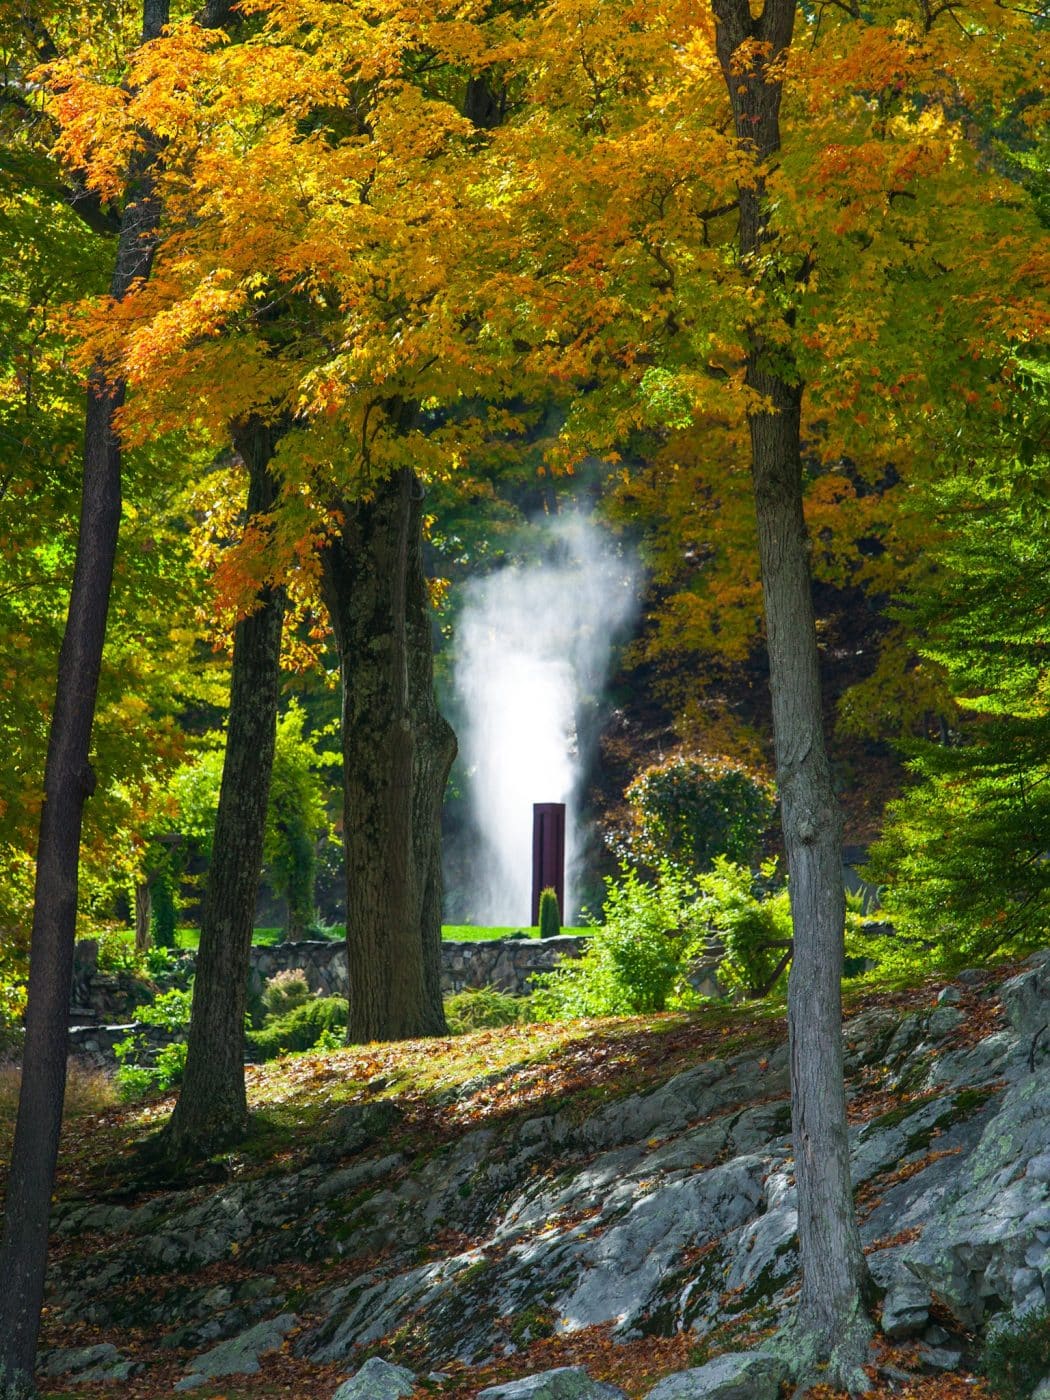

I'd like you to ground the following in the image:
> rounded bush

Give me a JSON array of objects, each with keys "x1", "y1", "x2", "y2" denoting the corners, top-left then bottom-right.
[{"x1": 620, "y1": 752, "x2": 775, "y2": 877}]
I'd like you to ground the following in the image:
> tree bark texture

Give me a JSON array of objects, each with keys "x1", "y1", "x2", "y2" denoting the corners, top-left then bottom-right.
[
  {"x1": 322, "y1": 469, "x2": 456, "y2": 1043},
  {"x1": 0, "y1": 8, "x2": 170, "y2": 1392},
  {"x1": 163, "y1": 420, "x2": 285, "y2": 1158},
  {"x1": 710, "y1": 0, "x2": 873, "y2": 1382}
]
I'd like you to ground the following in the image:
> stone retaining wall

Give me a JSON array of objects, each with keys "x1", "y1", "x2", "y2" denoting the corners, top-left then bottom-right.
[
  {"x1": 68, "y1": 1021, "x2": 184, "y2": 1069},
  {"x1": 66, "y1": 934, "x2": 731, "y2": 1066},
  {"x1": 245, "y1": 934, "x2": 593, "y2": 1001},
  {"x1": 67, "y1": 936, "x2": 596, "y2": 1064}
]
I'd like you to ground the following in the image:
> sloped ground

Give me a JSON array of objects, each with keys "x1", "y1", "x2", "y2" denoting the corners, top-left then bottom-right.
[{"x1": 5, "y1": 951, "x2": 1048, "y2": 1400}]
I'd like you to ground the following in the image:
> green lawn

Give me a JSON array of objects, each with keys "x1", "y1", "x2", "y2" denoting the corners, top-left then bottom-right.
[
  {"x1": 164, "y1": 923, "x2": 590, "y2": 951},
  {"x1": 441, "y1": 924, "x2": 590, "y2": 941}
]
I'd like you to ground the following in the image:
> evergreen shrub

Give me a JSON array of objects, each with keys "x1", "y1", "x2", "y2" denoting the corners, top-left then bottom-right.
[
  {"x1": 246, "y1": 996, "x2": 347, "y2": 1060},
  {"x1": 444, "y1": 986, "x2": 528, "y2": 1033},
  {"x1": 538, "y1": 887, "x2": 561, "y2": 939},
  {"x1": 980, "y1": 1306, "x2": 1050, "y2": 1400}
]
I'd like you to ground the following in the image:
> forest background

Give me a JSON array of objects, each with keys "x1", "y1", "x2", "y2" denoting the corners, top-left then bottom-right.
[{"x1": 1, "y1": 0, "x2": 1047, "y2": 1014}]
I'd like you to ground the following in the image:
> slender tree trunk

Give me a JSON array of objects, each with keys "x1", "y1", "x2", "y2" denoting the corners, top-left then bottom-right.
[
  {"x1": 748, "y1": 370, "x2": 873, "y2": 1387},
  {"x1": 322, "y1": 468, "x2": 456, "y2": 1042},
  {"x1": 162, "y1": 419, "x2": 284, "y2": 1158},
  {"x1": 0, "y1": 9, "x2": 169, "y2": 1393},
  {"x1": 134, "y1": 881, "x2": 152, "y2": 953},
  {"x1": 710, "y1": 0, "x2": 873, "y2": 1388}
]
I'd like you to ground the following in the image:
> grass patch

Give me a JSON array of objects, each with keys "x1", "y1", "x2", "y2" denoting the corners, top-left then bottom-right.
[
  {"x1": 164, "y1": 923, "x2": 591, "y2": 949},
  {"x1": 23, "y1": 997, "x2": 783, "y2": 1197},
  {"x1": 0, "y1": 1059, "x2": 117, "y2": 1127},
  {"x1": 441, "y1": 925, "x2": 590, "y2": 941}
]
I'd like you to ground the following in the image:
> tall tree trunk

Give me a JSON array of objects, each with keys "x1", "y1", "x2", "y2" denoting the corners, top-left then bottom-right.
[
  {"x1": 0, "y1": 9, "x2": 170, "y2": 1394},
  {"x1": 710, "y1": 0, "x2": 873, "y2": 1389},
  {"x1": 322, "y1": 468, "x2": 456, "y2": 1042},
  {"x1": 162, "y1": 419, "x2": 284, "y2": 1159}
]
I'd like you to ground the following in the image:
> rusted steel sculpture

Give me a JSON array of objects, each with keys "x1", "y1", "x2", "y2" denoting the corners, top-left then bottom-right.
[{"x1": 531, "y1": 802, "x2": 566, "y2": 927}]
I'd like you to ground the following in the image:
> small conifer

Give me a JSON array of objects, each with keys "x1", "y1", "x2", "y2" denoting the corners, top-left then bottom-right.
[{"x1": 538, "y1": 887, "x2": 561, "y2": 939}]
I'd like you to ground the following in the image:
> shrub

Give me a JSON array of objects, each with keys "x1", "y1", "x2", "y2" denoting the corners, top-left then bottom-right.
[
  {"x1": 114, "y1": 1036, "x2": 188, "y2": 1101},
  {"x1": 531, "y1": 863, "x2": 702, "y2": 1019},
  {"x1": 618, "y1": 752, "x2": 775, "y2": 879},
  {"x1": 538, "y1": 887, "x2": 561, "y2": 939},
  {"x1": 262, "y1": 969, "x2": 312, "y2": 1019},
  {"x1": 95, "y1": 929, "x2": 144, "y2": 975},
  {"x1": 111, "y1": 988, "x2": 194, "y2": 1100},
  {"x1": 137, "y1": 986, "x2": 194, "y2": 1031},
  {"x1": 246, "y1": 996, "x2": 347, "y2": 1061},
  {"x1": 695, "y1": 858, "x2": 793, "y2": 1000},
  {"x1": 444, "y1": 986, "x2": 528, "y2": 1034},
  {"x1": 981, "y1": 1306, "x2": 1050, "y2": 1400}
]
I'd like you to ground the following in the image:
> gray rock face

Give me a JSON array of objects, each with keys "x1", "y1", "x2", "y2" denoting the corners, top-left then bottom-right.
[
  {"x1": 1002, "y1": 951, "x2": 1050, "y2": 1039},
  {"x1": 554, "y1": 1157, "x2": 766, "y2": 1333},
  {"x1": 37, "y1": 1342, "x2": 134, "y2": 1382},
  {"x1": 175, "y1": 1313, "x2": 298, "y2": 1390},
  {"x1": 331, "y1": 1355, "x2": 418, "y2": 1399},
  {"x1": 901, "y1": 1070, "x2": 1050, "y2": 1326},
  {"x1": 880, "y1": 1268, "x2": 932, "y2": 1340},
  {"x1": 643, "y1": 1351, "x2": 787, "y2": 1400},
  {"x1": 477, "y1": 1367, "x2": 627, "y2": 1399}
]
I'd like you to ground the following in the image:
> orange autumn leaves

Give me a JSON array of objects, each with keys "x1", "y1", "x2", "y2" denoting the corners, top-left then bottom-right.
[{"x1": 35, "y1": 0, "x2": 1050, "y2": 656}]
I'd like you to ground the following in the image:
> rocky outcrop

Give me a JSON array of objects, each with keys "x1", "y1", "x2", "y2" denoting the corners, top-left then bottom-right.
[
  {"x1": 44, "y1": 951, "x2": 1050, "y2": 1396},
  {"x1": 174, "y1": 1313, "x2": 298, "y2": 1391},
  {"x1": 477, "y1": 1368, "x2": 627, "y2": 1399},
  {"x1": 643, "y1": 1352, "x2": 787, "y2": 1400},
  {"x1": 331, "y1": 1356, "x2": 417, "y2": 1400}
]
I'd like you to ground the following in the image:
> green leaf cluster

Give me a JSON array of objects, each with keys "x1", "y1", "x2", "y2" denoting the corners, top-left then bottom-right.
[
  {"x1": 531, "y1": 863, "x2": 703, "y2": 1018},
  {"x1": 159, "y1": 699, "x2": 339, "y2": 937},
  {"x1": 114, "y1": 1038, "x2": 188, "y2": 1102},
  {"x1": 693, "y1": 858, "x2": 793, "y2": 1001}
]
